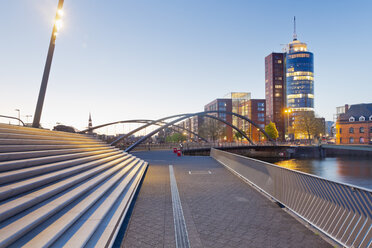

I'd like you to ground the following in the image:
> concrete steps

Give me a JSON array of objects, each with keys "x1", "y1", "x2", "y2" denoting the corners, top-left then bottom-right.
[
  {"x1": 0, "y1": 124, "x2": 148, "y2": 247},
  {"x1": 0, "y1": 147, "x2": 113, "y2": 162},
  {"x1": 0, "y1": 144, "x2": 106, "y2": 153}
]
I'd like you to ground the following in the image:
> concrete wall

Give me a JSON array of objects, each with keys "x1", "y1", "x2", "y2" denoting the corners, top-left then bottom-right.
[{"x1": 322, "y1": 144, "x2": 372, "y2": 157}]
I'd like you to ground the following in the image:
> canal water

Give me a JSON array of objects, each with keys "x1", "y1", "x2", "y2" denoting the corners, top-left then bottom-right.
[{"x1": 263, "y1": 157, "x2": 372, "y2": 190}]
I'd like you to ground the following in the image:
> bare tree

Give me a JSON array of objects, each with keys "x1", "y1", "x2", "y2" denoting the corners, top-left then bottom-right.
[
  {"x1": 293, "y1": 111, "x2": 325, "y2": 143},
  {"x1": 198, "y1": 118, "x2": 225, "y2": 142}
]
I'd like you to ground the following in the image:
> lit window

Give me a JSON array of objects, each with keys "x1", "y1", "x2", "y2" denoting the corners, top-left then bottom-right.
[
  {"x1": 292, "y1": 76, "x2": 314, "y2": 81},
  {"x1": 286, "y1": 71, "x2": 313, "y2": 77},
  {"x1": 288, "y1": 53, "x2": 310, "y2": 59},
  {"x1": 275, "y1": 85, "x2": 282, "y2": 89},
  {"x1": 275, "y1": 93, "x2": 281, "y2": 97},
  {"x1": 360, "y1": 127, "x2": 364, "y2": 133},
  {"x1": 349, "y1": 137, "x2": 354, "y2": 143},
  {"x1": 359, "y1": 116, "x2": 365, "y2": 121},
  {"x1": 349, "y1": 127, "x2": 354, "y2": 133},
  {"x1": 349, "y1": 116, "x2": 355, "y2": 122},
  {"x1": 360, "y1": 137, "x2": 364, "y2": 143},
  {"x1": 277, "y1": 60, "x2": 282, "y2": 64}
]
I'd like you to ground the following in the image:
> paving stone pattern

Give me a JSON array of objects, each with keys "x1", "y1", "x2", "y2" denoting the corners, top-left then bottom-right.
[{"x1": 121, "y1": 151, "x2": 332, "y2": 248}]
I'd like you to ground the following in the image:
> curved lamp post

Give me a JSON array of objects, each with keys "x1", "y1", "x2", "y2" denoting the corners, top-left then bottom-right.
[{"x1": 32, "y1": 0, "x2": 64, "y2": 128}]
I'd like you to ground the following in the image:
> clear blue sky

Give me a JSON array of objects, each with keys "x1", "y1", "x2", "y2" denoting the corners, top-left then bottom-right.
[{"x1": 1, "y1": 0, "x2": 371, "y2": 132}]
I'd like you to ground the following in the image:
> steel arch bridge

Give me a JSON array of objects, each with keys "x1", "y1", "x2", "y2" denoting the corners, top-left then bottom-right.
[
  {"x1": 81, "y1": 111, "x2": 273, "y2": 152},
  {"x1": 81, "y1": 119, "x2": 208, "y2": 142}
]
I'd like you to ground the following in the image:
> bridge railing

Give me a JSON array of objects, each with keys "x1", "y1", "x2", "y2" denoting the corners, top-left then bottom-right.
[
  {"x1": 130, "y1": 142, "x2": 253, "y2": 151},
  {"x1": 211, "y1": 148, "x2": 372, "y2": 248}
]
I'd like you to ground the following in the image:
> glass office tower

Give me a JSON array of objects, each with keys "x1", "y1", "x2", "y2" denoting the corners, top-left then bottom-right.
[{"x1": 286, "y1": 39, "x2": 314, "y2": 112}]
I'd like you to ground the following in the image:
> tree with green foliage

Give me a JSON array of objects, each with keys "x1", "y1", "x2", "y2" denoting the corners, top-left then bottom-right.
[
  {"x1": 265, "y1": 122, "x2": 279, "y2": 140},
  {"x1": 234, "y1": 131, "x2": 243, "y2": 141}
]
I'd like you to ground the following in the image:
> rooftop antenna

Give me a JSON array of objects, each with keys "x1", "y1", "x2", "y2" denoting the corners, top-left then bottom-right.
[{"x1": 293, "y1": 16, "x2": 297, "y2": 41}]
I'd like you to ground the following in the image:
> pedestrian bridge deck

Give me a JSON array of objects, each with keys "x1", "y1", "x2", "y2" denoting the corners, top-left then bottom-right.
[{"x1": 120, "y1": 151, "x2": 332, "y2": 248}]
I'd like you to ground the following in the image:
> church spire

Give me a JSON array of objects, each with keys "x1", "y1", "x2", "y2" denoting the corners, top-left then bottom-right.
[{"x1": 88, "y1": 112, "x2": 93, "y2": 134}]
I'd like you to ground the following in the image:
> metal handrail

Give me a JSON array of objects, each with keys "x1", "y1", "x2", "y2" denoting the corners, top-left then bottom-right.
[
  {"x1": 211, "y1": 148, "x2": 372, "y2": 248},
  {"x1": 0, "y1": 115, "x2": 25, "y2": 126}
]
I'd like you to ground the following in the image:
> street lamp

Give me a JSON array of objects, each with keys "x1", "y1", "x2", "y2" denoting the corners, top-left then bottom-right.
[
  {"x1": 32, "y1": 0, "x2": 64, "y2": 128},
  {"x1": 284, "y1": 108, "x2": 292, "y2": 141},
  {"x1": 25, "y1": 115, "x2": 32, "y2": 124},
  {"x1": 15, "y1": 109, "x2": 20, "y2": 126}
]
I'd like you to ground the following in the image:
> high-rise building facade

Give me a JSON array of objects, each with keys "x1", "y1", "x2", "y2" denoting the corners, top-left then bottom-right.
[
  {"x1": 285, "y1": 18, "x2": 315, "y2": 140},
  {"x1": 286, "y1": 38, "x2": 314, "y2": 112},
  {"x1": 265, "y1": 53, "x2": 286, "y2": 141}
]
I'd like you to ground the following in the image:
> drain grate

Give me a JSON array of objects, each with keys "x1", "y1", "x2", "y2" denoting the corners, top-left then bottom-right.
[{"x1": 169, "y1": 165, "x2": 190, "y2": 248}]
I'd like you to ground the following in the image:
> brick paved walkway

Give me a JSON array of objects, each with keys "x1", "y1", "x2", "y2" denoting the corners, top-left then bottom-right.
[{"x1": 121, "y1": 151, "x2": 332, "y2": 248}]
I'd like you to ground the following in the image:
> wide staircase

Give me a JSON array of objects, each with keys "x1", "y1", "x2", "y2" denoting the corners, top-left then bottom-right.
[{"x1": 0, "y1": 123, "x2": 148, "y2": 247}]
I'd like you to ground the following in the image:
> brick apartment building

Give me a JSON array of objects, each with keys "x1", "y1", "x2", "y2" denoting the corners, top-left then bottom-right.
[
  {"x1": 239, "y1": 99, "x2": 266, "y2": 143},
  {"x1": 336, "y1": 103, "x2": 372, "y2": 145},
  {"x1": 204, "y1": 98, "x2": 233, "y2": 142}
]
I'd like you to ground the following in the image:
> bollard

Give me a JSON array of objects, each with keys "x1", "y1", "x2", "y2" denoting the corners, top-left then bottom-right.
[{"x1": 177, "y1": 150, "x2": 181, "y2": 157}]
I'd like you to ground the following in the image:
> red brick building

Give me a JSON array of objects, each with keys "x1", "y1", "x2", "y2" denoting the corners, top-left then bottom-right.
[
  {"x1": 336, "y1": 103, "x2": 372, "y2": 145},
  {"x1": 239, "y1": 99, "x2": 266, "y2": 143},
  {"x1": 265, "y1": 53, "x2": 286, "y2": 141},
  {"x1": 204, "y1": 98, "x2": 233, "y2": 142}
]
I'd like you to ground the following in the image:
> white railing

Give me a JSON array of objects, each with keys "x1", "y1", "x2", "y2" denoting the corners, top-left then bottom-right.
[{"x1": 211, "y1": 148, "x2": 372, "y2": 248}]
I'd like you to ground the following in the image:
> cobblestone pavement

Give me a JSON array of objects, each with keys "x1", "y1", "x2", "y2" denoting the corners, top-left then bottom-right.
[{"x1": 121, "y1": 151, "x2": 332, "y2": 248}]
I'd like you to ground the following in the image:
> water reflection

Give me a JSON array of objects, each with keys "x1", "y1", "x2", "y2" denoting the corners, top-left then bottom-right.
[{"x1": 264, "y1": 157, "x2": 372, "y2": 190}]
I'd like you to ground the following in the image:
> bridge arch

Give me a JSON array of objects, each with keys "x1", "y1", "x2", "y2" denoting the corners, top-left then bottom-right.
[
  {"x1": 200, "y1": 114, "x2": 253, "y2": 144},
  {"x1": 123, "y1": 111, "x2": 272, "y2": 152},
  {"x1": 0, "y1": 115, "x2": 25, "y2": 126},
  {"x1": 111, "y1": 110, "x2": 272, "y2": 148},
  {"x1": 80, "y1": 119, "x2": 209, "y2": 142}
]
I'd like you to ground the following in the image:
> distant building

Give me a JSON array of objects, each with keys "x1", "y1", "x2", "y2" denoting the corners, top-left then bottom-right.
[
  {"x1": 265, "y1": 52, "x2": 286, "y2": 141},
  {"x1": 224, "y1": 92, "x2": 251, "y2": 132},
  {"x1": 190, "y1": 115, "x2": 203, "y2": 140},
  {"x1": 334, "y1": 104, "x2": 349, "y2": 122},
  {"x1": 239, "y1": 99, "x2": 266, "y2": 143},
  {"x1": 184, "y1": 118, "x2": 193, "y2": 141},
  {"x1": 204, "y1": 98, "x2": 233, "y2": 142},
  {"x1": 53, "y1": 125, "x2": 76, "y2": 133},
  {"x1": 325, "y1": 121, "x2": 334, "y2": 137},
  {"x1": 336, "y1": 103, "x2": 372, "y2": 145}
]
